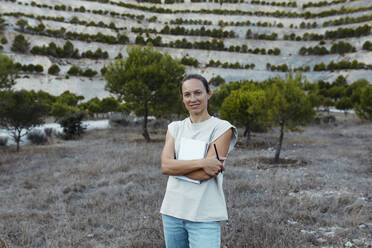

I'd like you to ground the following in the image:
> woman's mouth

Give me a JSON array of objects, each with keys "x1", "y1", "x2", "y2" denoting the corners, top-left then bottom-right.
[{"x1": 189, "y1": 104, "x2": 200, "y2": 109}]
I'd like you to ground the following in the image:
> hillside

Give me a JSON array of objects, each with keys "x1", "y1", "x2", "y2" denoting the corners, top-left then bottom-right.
[{"x1": 0, "y1": 0, "x2": 371, "y2": 99}]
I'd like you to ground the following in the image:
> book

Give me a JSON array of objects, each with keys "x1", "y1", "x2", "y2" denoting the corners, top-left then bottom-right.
[{"x1": 175, "y1": 137, "x2": 209, "y2": 184}]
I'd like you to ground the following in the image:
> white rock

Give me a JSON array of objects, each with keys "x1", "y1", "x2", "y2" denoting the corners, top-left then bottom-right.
[
  {"x1": 317, "y1": 238, "x2": 327, "y2": 243},
  {"x1": 344, "y1": 241, "x2": 353, "y2": 247}
]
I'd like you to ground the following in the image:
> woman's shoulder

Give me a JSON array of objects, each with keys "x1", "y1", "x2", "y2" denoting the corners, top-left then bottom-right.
[
  {"x1": 168, "y1": 118, "x2": 188, "y2": 128},
  {"x1": 167, "y1": 118, "x2": 188, "y2": 137},
  {"x1": 211, "y1": 117, "x2": 234, "y2": 129}
]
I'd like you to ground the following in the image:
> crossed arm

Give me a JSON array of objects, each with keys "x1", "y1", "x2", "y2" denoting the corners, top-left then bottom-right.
[{"x1": 161, "y1": 128, "x2": 233, "y2": 181}]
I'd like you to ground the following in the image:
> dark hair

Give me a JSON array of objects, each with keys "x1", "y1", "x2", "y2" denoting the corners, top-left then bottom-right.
[{"x1": 180, "y1": 74, "x2": 210, "y2": 95}]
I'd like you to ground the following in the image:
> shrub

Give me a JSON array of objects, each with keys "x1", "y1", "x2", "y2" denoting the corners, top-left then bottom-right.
[
  {"x1": 34, "y1": 64, "x2": 43, "y2": 73},
  {"x1": 27, "y1": 129, "x2": 48, "y2": 145},
  {"x1": 362, "y1": 41, "x2": 372, "y2": 51},
  {"x1": 0, "y1": 37, "x2": 7, "y2": 44},
  {"x1": 58, "y1": 111, "x2": 86, "y2": 139},
  {"x1": 11, "y1": 34, "x2": 30, "y2": 53},
  {"x1": 67, "y1": 65, "x2": 82, "y2": 76},
  {"x1": 44, "y1": 127, "x2": 54, "y2": 137},
  {"x1": 0, "y1": 137, "x2": 8, "y2": 146},
  {"x1": 82, "y1": 68, "x2": 97, "y2": 77},
  {"x1": 48, "y1": 64, "x2": 60, "y2": 75}
]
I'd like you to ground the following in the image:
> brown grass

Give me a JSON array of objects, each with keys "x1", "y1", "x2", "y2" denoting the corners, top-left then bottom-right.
[{"x1": 0, "y1": 117, "x2": 371, "y2": 247}]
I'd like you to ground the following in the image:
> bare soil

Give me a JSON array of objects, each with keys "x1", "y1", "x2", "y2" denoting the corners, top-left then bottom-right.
[{"x1": 0, "y1": 115, "x2": 371, "y2": 248}]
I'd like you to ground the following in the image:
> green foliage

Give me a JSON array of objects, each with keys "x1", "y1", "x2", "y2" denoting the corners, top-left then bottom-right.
[
  {"x1": 82, "y1": 68, "x2": 97, "y2": 77},
  {"x1": 11, "y1": 34, "x2": 30, "y2": 53},
  {"x1": 100, "y1": 97, "x2": 119, "y2": 113},
  {"x1": 79, "y1": 97, "x2": 101, "y2": 117},
  {"x1": 330, "y1": 41, "x2": 356, "y2": 54},
  {"x1": 220, "y1": 87, "x2": 271, "y2": 145},
  {"x1": 31, "y1": 40, "x2": 80, "y2": 59},
  {"x1": 1, "y1": 37, "x2": 7, "y2": 44},
  {"x1": 266, "y1": 74, "x2": 315, "y2": 162},
  {"x1": 362, "y1": 41, "x2": 372, "y2": 51},
  {"x1": 335, "y1": 97, "x2": 353, "y2": 114},
  {"x1": 0, "y1": 54, "x2": 18, "y2": 90},
  {"x1": 0, "y1": 17, "x2": 5, "y2": 30},
  {"x1": 209, "y1": 81, "x2": 243, "y2": 114},
  {"x1": 16, "y1": 19, "x2": 28, "y2": 31},
  {"x1": 58, "y1": 111, "x2": 86, "y2": 139},
  {"x1": 180, "y1": 56, "x2": 199, "y2": 67},
  {"x1": 50, "y1": 91, "x2": 83, "y2": 119},
  {"x1": 314, "y1": 60, "x2": 371, "y2": 71},
  {"x1": 14, "y1": 63, "x2": 43, "y2": 73},
  {"x1": 67, "y1": 65, "x2": 97, "y2": 77},
  {"x1": 0, "y1": 90, "x2": 49, "y2": 151},
  {"x1": 209, "y1": 75, "x2": 225, "y2": 87},
  {"x1": 48, "y1": 64, "x2": 60, "y2": 75},
  {"x1": 346, "y1": 78, "x2": 368, "y2": 98},
  {"x1": 104, "y1": 45, "x2": 185, "y2": 141},
  {"x1": 67, "y1": 65, "x2": 82, "y2": 76},
  {"x1": 354, "y1": 86, "x2": 372, "y2": 121}
]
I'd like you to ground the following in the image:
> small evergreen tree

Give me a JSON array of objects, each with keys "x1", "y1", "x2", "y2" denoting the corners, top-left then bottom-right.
[
  {"x1": 0, "y1": 90, "x2": 48, "y2": 151},
  {"x1": 266, "y1": 74, "x2": 315, "y2": 163},
  {"x1": 0, "y1": 54, "x2": 18, "y2": 90},
  {"x1": 354, "y1": 86, "x2": 372, "y2": 121},
  {"x1": 58, "y1": 111, "x2": 86, "y2": 139},
  {"x1": 221, "y1": 87, "x2": 271, "y2": 145},
  {"x1": 48, "y1": 64, "x2": 60, "y2": 75},
  {"x1": 11, "y1": 34, "x2": 30, "y2": 53}
]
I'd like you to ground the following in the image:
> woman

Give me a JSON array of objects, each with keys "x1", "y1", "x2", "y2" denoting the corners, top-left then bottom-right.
[{"x1": 160, "y1": 74, "x2": 238, "y2": 247}]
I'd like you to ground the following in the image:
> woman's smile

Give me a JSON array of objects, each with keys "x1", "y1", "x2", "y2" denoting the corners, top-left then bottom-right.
[{"x1": 189, "y1": 103, "x2": 200, "y2": 109}]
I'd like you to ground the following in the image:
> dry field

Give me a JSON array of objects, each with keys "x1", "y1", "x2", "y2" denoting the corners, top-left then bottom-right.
[{"x1": 0, "y1": 115, "x2": 371, "y2": 248}]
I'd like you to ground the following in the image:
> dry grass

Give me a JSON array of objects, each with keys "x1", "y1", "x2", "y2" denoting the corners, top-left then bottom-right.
[{"x1": 0, "y1": 116, "x2": 371, "y2": 248}]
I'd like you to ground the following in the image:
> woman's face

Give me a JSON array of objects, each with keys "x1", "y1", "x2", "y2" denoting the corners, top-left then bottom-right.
[{"x1": 181, "y1": 78, "x2": 211, "y2": 115}]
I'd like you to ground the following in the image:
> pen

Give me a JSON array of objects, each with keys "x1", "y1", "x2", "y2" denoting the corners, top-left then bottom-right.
[
  {"x1": 213, "y1": 144, "x2": 220, "y2": 160},
  {"x1": 214, "y1": 144, "x2": 223, "y2": 174}
]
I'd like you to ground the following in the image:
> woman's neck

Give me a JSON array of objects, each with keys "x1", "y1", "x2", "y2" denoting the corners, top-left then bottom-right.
[{"x1": 189, "y1": 111, "x2": 211, "y2": 123}]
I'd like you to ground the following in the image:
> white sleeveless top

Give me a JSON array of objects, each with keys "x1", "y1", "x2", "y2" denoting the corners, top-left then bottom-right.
[{"x1": 160, "y1": 116, "x2": 238, "y2": 222}]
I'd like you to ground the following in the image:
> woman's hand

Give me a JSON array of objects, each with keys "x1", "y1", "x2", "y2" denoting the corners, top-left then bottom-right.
[{"x1": 201, "y1": 157, "x2": 225, "y2": 177}]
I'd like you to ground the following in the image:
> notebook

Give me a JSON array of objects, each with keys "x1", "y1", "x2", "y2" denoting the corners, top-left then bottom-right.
[{"x1": 176, "y1": 137, "x2": 209, "y2": 184}]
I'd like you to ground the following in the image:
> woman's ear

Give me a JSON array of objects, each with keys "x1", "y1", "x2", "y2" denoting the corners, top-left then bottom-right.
[{"x1": 207, "y1": 89, "x2": 212, "y2": 100}]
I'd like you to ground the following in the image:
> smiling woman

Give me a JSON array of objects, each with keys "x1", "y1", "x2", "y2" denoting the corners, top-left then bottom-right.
[{"x1": 160, "y1": 74, "x2": 238, "y2": 248}]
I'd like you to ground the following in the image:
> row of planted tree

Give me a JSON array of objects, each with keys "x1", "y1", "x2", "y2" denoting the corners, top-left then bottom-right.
[
  {"x1": 4, "y1": 0, "x2": 372, "y2": 21},
  {"x1": 5, "y1": 10, "x2": 372, "y2": 31},
  {"x1": 1, "y1": 47, "x2": 371, "y2": 164},
  {"x1": 5, "y1": 33, "x2": 372, "y2": 75},
  {"x1": 8, "y1": 18, "x2": 371, "y2": 58},
  {"x1": 5, "y1": 12, "x2": 372, "y2": 43}
]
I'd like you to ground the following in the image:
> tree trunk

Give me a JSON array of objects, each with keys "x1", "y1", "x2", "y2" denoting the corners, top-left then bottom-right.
[
  {"x1": 16, "y1": 130, "x2": 21, "y2": 153},
  {"x1": 142, "y1": 102, "x2": 150, "y2": 142},
  {"x1": 244, "y1": 125, "x2": 251, "y2": 146},
  {"x1": 274, "y1": 122, "x2": 284, "y2": 163}
]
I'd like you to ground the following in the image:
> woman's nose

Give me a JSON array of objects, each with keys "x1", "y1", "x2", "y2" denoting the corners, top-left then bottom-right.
[{"x1": 190, "y1": 94, "x2": 197, "y2": 101}]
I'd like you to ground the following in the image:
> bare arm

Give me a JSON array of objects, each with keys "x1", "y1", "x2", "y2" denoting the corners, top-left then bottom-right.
[
  {"x1": 184, "y1": 128, "x2": 233, "y2": 181},
  {"x1": 161, "y1": 130, "x2": 223, "y2": 176}
]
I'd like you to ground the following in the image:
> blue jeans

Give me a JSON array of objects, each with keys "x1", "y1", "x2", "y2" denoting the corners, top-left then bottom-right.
[{"x1": 162, "y1": 214, "x2": 221, "y2": 248}]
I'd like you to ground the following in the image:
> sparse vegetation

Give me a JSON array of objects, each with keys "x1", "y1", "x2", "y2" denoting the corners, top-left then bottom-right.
[
  {"x1": 303, "y1": 0, "x2": 346, "y2": 8},
  {"x1": 11, "y1": 34, "x2": 30, "y2": 53},
  {"x1": 313, "y1": 60, "x2": 372, "y2": 71},
  {"x1": 47, "y1": 64, "x2": 60, "y2": 75}
]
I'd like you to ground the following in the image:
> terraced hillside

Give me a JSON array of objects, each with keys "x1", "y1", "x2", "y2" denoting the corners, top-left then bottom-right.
[{"x1": 0, "y1": 0, "x2": 371, "y2": 99}]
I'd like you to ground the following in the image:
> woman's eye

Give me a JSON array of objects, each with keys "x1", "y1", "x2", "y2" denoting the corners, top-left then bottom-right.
[{"x1": 195, "y1": 91, "x2": 202, "y2": 96}]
